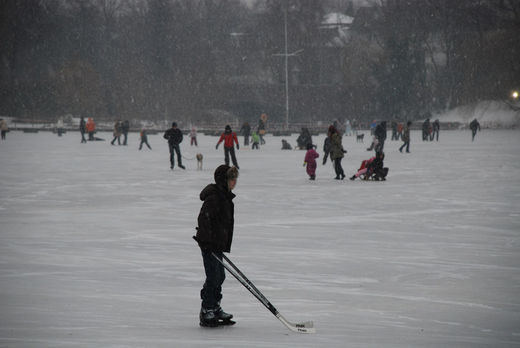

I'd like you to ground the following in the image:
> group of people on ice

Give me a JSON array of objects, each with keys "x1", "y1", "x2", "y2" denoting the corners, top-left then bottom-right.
[
  {"x1": 239, "y1": 114, "x2": 267, "y2": 149},
  {"x1": 303, "y1": 124, "x2": 388, "y2": 182},
  {"x1": 422, "y1": 116, "x2": 441, "y2": 141}
]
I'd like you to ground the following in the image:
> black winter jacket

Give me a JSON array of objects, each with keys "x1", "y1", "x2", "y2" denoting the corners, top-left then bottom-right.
[
  {"x1": 375, "y1": 123, "x2": 387, "y2": 142},
  {"x1": 194, "y1": 183, "x2": 235, "y2": 252},
  {"x1": 163, "y1": 128, "x2": 183, "y2": 145}
]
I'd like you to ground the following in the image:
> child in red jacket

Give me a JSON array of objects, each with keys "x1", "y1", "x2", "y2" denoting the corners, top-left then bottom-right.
[
  {"x1": 303, "y1": 143, "x2": 319, "y2": 180},
  {"x1": 216, "y1": 125, "x2": 240, "y2": 169}
]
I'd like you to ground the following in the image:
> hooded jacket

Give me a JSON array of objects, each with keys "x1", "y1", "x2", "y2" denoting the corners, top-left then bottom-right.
[{"x1": 194, "y1": 165, "x2": 236, "y2": 252}]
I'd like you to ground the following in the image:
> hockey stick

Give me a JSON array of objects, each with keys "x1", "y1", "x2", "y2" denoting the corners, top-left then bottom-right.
[{"x1": 212, "y1": 252, "x2": 315, "y2": 334}]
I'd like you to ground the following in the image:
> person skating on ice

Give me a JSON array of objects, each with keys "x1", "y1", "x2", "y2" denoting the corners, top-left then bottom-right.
[
  {"x1": 79, "y1": 116, "x2": 87, "y2": 143},
  {"x1": 163, "y1": 122, "x2": 185, "y2": 170},
  {"x1": 216, "y1": 125, "x2": 239, "y2": 169},
  {"x1": 111, "y1": 120, "x2": 122, "y2": 145},
  {"x1": 470, "y1": 118, "x2": 480, "y2": 141},
  {"x1": 240, "y1": 122, "x2": 251, "y2": 147},
  {"x1": 190, "y1": 127, "x2": 198, "y2": 146},
  {"x1": 399, "y1": 121, "x2": 412, "y2": 153},
  {"x1": 431, "y1": 119, "x2": 440, "y2": 141},
  {"x1": 193, "y1": 165, "x2": 239, "y2": 327},
  {"x1": 322, "y1": 135, "x2": 331, "y2": 165},
  {"x1": 139, "y1": 129, "x2": 152, "y2": 150}
]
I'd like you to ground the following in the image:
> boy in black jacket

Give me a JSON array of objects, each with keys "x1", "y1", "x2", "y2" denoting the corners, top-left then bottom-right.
[{"x1": 194, "y1": 165, "x2": 239, "y2": 327}]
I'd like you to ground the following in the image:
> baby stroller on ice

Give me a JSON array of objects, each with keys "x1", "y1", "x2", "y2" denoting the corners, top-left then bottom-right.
[{"x1": 350, "y1": 151, "x2": 389, "y2": 181}]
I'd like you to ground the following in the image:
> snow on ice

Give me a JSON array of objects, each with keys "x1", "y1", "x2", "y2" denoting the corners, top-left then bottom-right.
[{"x1": 0, "y1": 128, "x2": 519, "y2": 347}]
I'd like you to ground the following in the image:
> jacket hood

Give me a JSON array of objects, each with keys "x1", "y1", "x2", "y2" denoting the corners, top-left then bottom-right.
[
  {"x1": 199, "y1": 184, "x2": 220, "y2": 201},
  {"x1": 214, "y1": 164, "x2": 231, "y2": 187}
]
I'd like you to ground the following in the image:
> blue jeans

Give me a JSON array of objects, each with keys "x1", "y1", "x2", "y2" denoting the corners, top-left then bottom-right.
[
  {"x1": 200, "y1": 250, "x2": 225, "y2": 309},
  {"x1": 168, "y1": 143, "x2": 183, "y2": 167}
]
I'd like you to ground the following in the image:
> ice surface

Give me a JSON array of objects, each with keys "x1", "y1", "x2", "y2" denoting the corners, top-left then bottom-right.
[{"x1": 1, "y1": 129, "x2": 519, "y2": 347}]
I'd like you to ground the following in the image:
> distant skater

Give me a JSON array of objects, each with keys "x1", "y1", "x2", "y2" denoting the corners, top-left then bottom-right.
[
  {"x1": 257, "y1": 114, "x2": 267, "y2": 145},
  {"x1": 322, "y1": 136, "x2": 331, "y2": 165},
  {"x1": 470, "y1": 118, "x2": 480, "y2": 141},
  {"x1": 163, "y1": 122, "x2": 185, "y2": 170},
  {"x1": 79, "y1": 116, "x2": 87, "y2": 143},
  {"x1": 190, "y1": 127, "x2": 198, "y2": 146},
  {"x1": 399, "y1": 121, "x2": 412, "y2": 153},
  {"x1": 431, "y1": 119, "x2": 440, "y2": 141},
  {"x1": 1, "y1": 118, "x2": 9, "y2": 140},
  {"x1": 139, "y1": 129, "x2": 152, "y2": 150},
  {"x1": 122, "y1": 120, "x2": 130, "y2": 145},
  {"x1": 111, "y1": 121, "x2": 122, "y2": 145},
  {"x1": 240, "y1": 122, "x2": 251, "y2": 146},
  {"x1": 86, "y1": 117, "x2": 96, "y2": 141},
  {"x1": 303, "y1": 143, "x2": 319, "y2": 180},
  {"x1": 329, "y1": 125, "x2": 346, "y2": 180},
  {"x1": 216, "y1": 125, "x2": 239, "y2": 169}
]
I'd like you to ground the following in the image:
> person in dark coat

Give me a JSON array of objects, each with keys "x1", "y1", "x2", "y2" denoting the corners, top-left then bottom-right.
[
  {"x1": 296, "y1": 127, "x2": 312, "y2": 149},
  {"x1": 240, "y1": 122, "x2": 251, "y2": 146},
  {"x1": 322, "y1": 136, "x2": 331, "y2": 165},
  {"x1": 431, "y1": 119, "x2": 440, "y2": 141},
  {"x1": 79, "y1": 116, "x2": 87, "y2": 143},
  {"x1": 391, "y1": 120, "x2": 398, "y2": 140},
  {"x1": 281, "y1": 139, "x2": 292, "y2": 150},
  {"x1": 194, "y1": 165, "x2": 239, "y2": 327},
  {"x1": 121, "y1": 120, "x2": 130, "y2": 145},
  {"x1": 216, "y1": 125, "x2": 239, "y2": 169},
  {"x1": 399, "y1": 121, "x2": 412, "y2": 153},
  {"x1": 367, "y1": 151, "x2": 388, "y2": 180},
  {"x1": 470, "y1": 118, "x2": 480, "y2": 141},
  {"x1": 163, "y1": 122, "x2": 185, "y2": 169},
  {"x1": 329, "y1": 125, "x2": 346, "y2": 180},
  {"x1": 374, "y1": 121, "x2": 387, "y2": 152},
  {"x1": 422, "y1": 118, "x2": 431, "y2": 141}
]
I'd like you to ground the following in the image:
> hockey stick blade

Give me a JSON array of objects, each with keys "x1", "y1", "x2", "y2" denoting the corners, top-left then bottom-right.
[{"x1": 277, "y1": 314, "x2": 315, "y2": 334}]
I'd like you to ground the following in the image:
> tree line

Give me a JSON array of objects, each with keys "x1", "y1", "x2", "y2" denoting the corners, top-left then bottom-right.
[{"x1": 0, "y1": 0, "x2": 518, "y2": 124}]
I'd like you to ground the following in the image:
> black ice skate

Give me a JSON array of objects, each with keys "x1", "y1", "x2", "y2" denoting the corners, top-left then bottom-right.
[{"x1": 199, "y1": 308, "x2": 235, "y2": 327}]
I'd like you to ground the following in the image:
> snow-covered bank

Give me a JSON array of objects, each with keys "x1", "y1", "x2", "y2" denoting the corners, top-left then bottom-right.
[{"x1": 436, "y1": 100, "x2": 520, "y2": 128}]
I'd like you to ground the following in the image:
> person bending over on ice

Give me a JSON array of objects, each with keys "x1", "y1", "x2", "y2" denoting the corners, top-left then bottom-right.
[
  {"x1": 194, "y1": 165, "x2": 239, "y2": 327},
  {"x1": 303, "y1": 143, "x2": 319, "y2": 180},
  {"x1": 216, "y1": 125, "x2": 239, "y2": 169}
]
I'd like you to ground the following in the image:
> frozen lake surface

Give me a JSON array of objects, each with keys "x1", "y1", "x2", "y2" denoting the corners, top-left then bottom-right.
[{"x1": 1, "y1": 129, "x2": 519, "y2": 347}]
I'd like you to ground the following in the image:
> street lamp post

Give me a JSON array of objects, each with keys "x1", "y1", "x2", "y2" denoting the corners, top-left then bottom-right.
[{"x1": 273, "y1": 6, "x2": 303, "y2": 131}]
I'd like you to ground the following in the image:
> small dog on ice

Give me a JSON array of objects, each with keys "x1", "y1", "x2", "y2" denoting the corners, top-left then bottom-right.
[
  {"x1": 356, "y1": 133, "x2": 364, "y2": 143},
  {"x1": 196, "y1": 153, "x2": 203, "y2": 170}
]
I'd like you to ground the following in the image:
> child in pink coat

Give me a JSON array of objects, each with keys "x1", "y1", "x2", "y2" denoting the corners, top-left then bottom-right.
[{"x1": 303, "y1": 143, "x2": 319, "y2": 180}]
